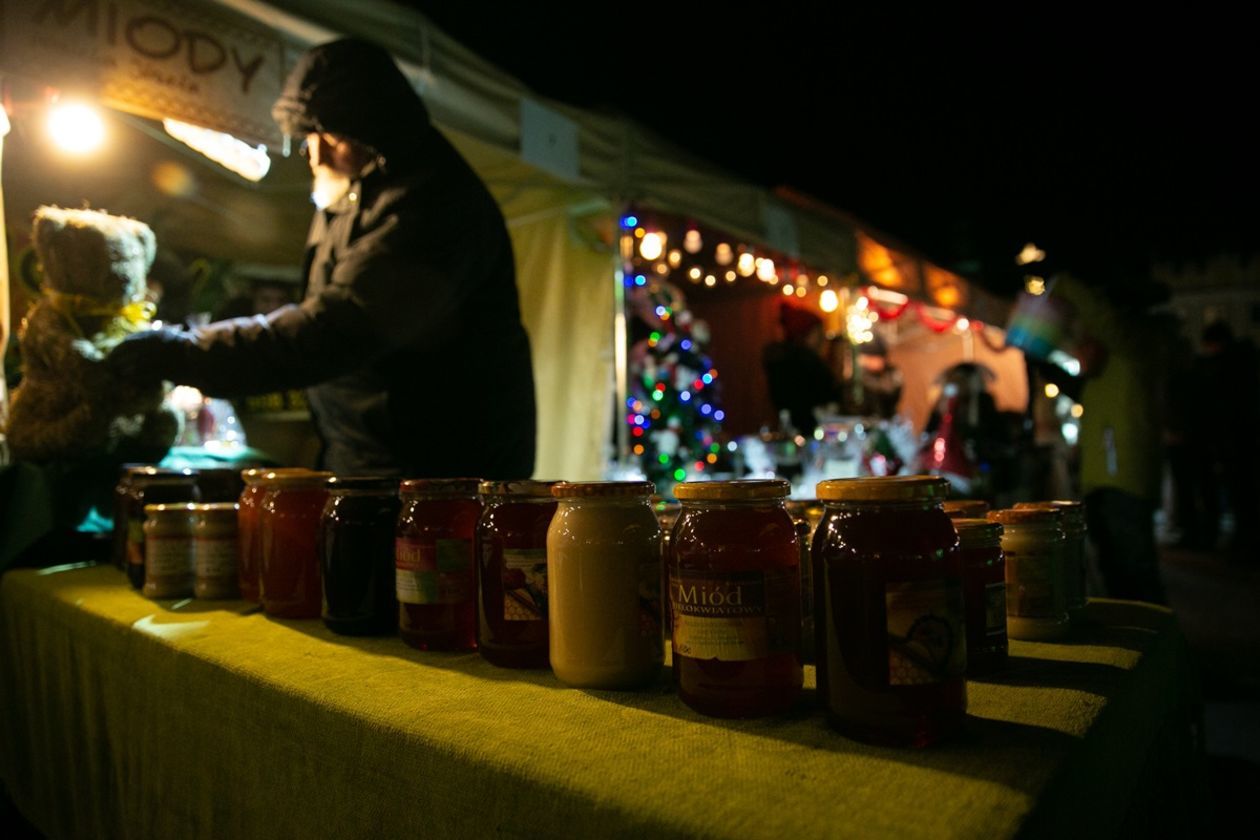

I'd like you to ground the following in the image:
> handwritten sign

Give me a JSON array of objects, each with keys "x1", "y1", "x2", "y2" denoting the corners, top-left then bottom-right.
[{"x1": 0, "y1": 0, "x2": 294, "y2": 147}]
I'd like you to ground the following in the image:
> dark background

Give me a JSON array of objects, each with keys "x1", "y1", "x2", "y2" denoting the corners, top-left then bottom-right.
[{"x1": 405, "y1": 3, "x2": 1257, "y2": 295}]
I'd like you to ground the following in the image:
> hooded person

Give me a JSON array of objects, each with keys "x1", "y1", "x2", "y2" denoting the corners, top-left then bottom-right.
[
  {"x1": 762, "y1": 301, "x2": 841, "y2": 436},
  {"x1": 109, "y1": 38, "x2": 537, "y2": 478}
]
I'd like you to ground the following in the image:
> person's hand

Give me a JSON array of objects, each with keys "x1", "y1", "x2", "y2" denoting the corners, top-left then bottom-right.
[{"x1": 106, "y1": 326, "x2": 196, "y2": 382}]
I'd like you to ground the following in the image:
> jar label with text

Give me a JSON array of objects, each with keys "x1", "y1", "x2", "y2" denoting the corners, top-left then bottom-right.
[
  {"x1": 501, "y1": 548, "x2": 547, "y2": 621},
  {"x1": 1005, "y1": 550, "x2": 1063, "y2": 618},
  {"x1": 670, "y1": 569, "x2": 799, "y2": 662},
  {"x1": 195, "y1": 537, "x2": 237, "y2": 578},
  {"x1": 396, "y1": 537, "x2": 474, "y2": 605},
  {"x1": 885, "y1": 579, "x2": 965, "y2": 686},
  {"x1": 146, "y1": 538, "x2": 193, "y2": 578}
]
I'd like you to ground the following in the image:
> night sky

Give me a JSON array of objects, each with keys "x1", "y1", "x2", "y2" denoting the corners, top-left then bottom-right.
[{"x1": 407, "y1": 4, "x2": 1257, "y2": 295}]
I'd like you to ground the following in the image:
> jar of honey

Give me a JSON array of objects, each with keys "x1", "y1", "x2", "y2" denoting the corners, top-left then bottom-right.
[
  {"x1": 1015, "y1": 500, "x2": 1087, "y2": 617},
  {"x1": 989, "y1": 507, "x2": 1069, "y2": 641},
  {"x1": 142, "y1": 503, "x2": 197, "y2": 599},
  {"x1": 669, "y1": 479, "x2": 802, "y2": 718},
  {"x1": 319, "y1": 476, "x2": 401, "y2": 635},
  {"x1": 476, "y1": 480, "x2": 559, "y2": 668},
  {"x1": 193, "y1": 503, "x2": 240, "y2": 599},
  {"x1": 814, "y1": 476, "x2": 966, "y2": 747},
  {"x1": 954, "y1": 517, "x2": 1007, "y2": 675},
  {"x1": 396, "y1": 478, "x2": 482, "y2": 650},
  {"x1": 548, "y1": 481, "x2": 663, "y2": 689},
  {"x1": 259, "y1": 471, "x2": 332, "y2": 618},
  {"x1": 238, "y1": 468, "x2": 311, "y2": 604},
  {"x1": 124, "y1": 470, "x2": 199, "y2": 589}
]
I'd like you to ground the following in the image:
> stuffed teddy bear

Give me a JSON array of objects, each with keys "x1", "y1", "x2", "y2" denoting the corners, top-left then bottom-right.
[{"x1": 3, "y1": 206, "x2": 180, "y2": 462}]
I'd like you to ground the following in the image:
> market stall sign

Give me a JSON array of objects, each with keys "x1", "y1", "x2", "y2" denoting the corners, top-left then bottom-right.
[{"x1": 0, "y1": 0, "x2": 290, "y2": 148}]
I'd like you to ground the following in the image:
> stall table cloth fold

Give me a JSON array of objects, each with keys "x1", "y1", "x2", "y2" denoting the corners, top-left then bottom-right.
[{"x1": 1, "y1": 564, "x2": 1203, "y2": 839}]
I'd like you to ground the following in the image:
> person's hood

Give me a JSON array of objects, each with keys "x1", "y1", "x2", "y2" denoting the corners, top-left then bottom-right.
[{"x1": 272, "y1": 38, "x2": 431, "y2": 167}]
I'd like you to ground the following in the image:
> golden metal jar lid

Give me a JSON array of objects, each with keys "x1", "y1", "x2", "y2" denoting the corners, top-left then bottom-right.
[
  {"x1": 988, "y1": 507, "x2": 1062, "y2": 524},
  {"x1": 400, "y1": 478, "x2": 481, "y2": 497},
  {"x1": 192, "y1": 503, "x2": 239, "y2": 516},
  {"x1": 479, "y1": 479, "x2": 560, "y2": 498},
  {"x1": 552, "y1": 481, "x2": 655, "y2": 498},
  {"x1": 1015, "y1": 500, "x2": 1085, "y2": 525},
  {"x1": 673, "y1": 479, "x2": 790, "y2": 501},
  {"x1": 256, "y1": 470, "x2": 333, "y2": 488},
  {"x1": 944, "y1": 499, "x2": 990, "y2": 518},
  {"x1": 817, "y1": 476, "x2": 949, "y2": 502},
  {"x1": 143, "y1": 503, "x2": 198, "y2": 516},
  {"x1": 954, "y1": 517, "x2": 1003, "y2": 545},
  {"x1": 242, "y1": 467, "x2": 313, "y2": 484}
]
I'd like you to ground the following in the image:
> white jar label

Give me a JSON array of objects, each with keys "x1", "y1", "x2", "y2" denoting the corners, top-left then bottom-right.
[{"x1": 885, "y1": 579, "x2": 965, "y2": 686}]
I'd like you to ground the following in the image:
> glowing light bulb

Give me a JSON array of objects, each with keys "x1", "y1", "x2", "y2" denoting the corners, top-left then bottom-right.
[
  {"x1": 1071, "y1": 403, "x2": 1084, "y2": 418},
  {"x1": 688, "y1": 267, "x2": 702, "y2": 280},
  {"x1": 817, "y1": 275, "x2": 829, "y2": 286},
  {"x1": 1044, "y1": 383, "x2": 1060, "y2": 398},
  {"x1": 639, "y1": 231, "x2": 665, "y2": 261},
  {"x1": 781, "y1": 285, "x2": 794, "y2": 297},
  {"x1": 737, "y1": 252, "x2": 756, "y2": 277},
  {"x1": 725, "y1": 270, "x2": 736, "y2": 282},
  {"x1": 715, "y1": 243, "x2": 733, "y2": 265},
  {"x1": 955, "y1": 317, "x2": 970, "y2": 332},
  {"x1": 48, "y1": 101, "x2": 105, "y2": 155},
  {"x1": 684, "y1": 228, "x2": 703, "y2": 253},
  {"x1": 820, "y1": 289, "x2": 839, "y2": 312},
  {"x1": 668, "y1": 249, "x2": 683, "y2": 268},
  {"x1": 756, "y1": 258, "x2": 776, "y2": 282},
  {"x1": 1025, "y1": 276, "x2": 1046, "y2": 295},
  {"x1": 795, "y1": 285, "x2": 806, "y2": 298},
  {"x1": 704, "y1": 275, "x2": 717, "y2": 287}
]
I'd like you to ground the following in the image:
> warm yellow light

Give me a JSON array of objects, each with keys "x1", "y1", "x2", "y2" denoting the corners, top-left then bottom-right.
[
  {"x1": 1016, "y1": 242, "x2": 1046, "y2": 266},
  {"x1": 1044, "y1": 383, "x2": 1060, "y2": 399},
  {"x1": 736, "y1": 252, "x2": 756, "y2": 277},
  {"x1": 639, "y1": 231, "x2": 665, "y2": 261},
  {"x1": 634, "y1": 227, "x2": 645, "y2": 238},
  {"x1": 163, "y1": 118, "x2": 270, "y2": 182},
  {"x1": 724, "y1": 270, "x2": 736, "y2": 282},
  {"x1": 955, "y1": 317, "x2": 970, "y2": 333},
  {"x1": 1070, "y1": 403, "x2": 1084, "y2": 419},
  {"x1": 781, "y1": 284, "x2": 794, "y2": 297},
  {"x1": 817, "y1": 275, "x2": 829, "y2": 286},
  {"x1": 668, "y1": 249, "x2": 683, "y2": 268},
  {"x1": 820, "y1": 289, "x2": 839, "y2": 312},
  {"x1": 704, "y1": 275, "x2": 717, "y2": 287},
  {"x1": 756, "y1": 258, "x2": 776, "y2": 282},
  {"x1": 48, "y1": 101, "x2": 106, "y2": 155},
  {"x1": 715, "y1": 243, "x2": 733, "y2": 265},
  {"x1": 795, "y1": 285, "x2": 806, "y2": 298},
  {"x1": 655, "y1": 263, "x2": 669, "y2": 275},
  {"x1": 684, "y1": 228, "x2": 703, "y2": 253},
  {"x1": 688, "y1": 267, "x2": 702, "y2": 280},
  {"x1": 1025, "y1": 276, "x2": 1046, "y2": 295}
]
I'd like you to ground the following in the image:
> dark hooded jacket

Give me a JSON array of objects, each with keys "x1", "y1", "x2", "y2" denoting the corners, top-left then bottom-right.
[{"x1": 155, "y1": 39, "x2": 536, "y2": 478}]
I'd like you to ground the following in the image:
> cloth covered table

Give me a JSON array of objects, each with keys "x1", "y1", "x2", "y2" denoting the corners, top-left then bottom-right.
[{"x1": 1, "y1": 564, "x2": 1205, "y2": 839}]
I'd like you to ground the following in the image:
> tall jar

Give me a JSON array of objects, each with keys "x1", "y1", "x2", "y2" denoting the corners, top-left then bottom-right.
[
  {"x1": 548, "y1": 481, "x2": 663, "y2": 689},
  {"x1": 260, "y1": 471, "x2": 332, "y2": 619},
  {"x1": 814, "y1": 476, "x2": 966, "y2": 747},
  {"x1": 786, "y1": 498, "x2": 824, "y2": 665},
  {"x1": 193, "y1": 503, "x2": 240, "y2": 599},
  {"x1": 655, "y1": 499, "x2": 682, "y2": 636},
  {"x1": 125, "y1": 471, "x2": 199, "y2": 589},
  {"x1": 319, "y1": 476, "x2": 401, "y2": 635},
  {"x1": 670, "y1": 479, "x2": 803, "y2": 718},
  {"x1": 1015, "y1": 500, "x2": 1087, "y2": 617},
  {"x1": 989, "y1": 507, "x2": 1069, "y2": 640},
  {"x1": 396, "y1": 478, "x2": 482, "y2": 650},
  {"x1": 476, "y1": 480, "x2": 559, "y2": 668},
  {"x1": 954, "y1": 518, "x2": 1008, "y2": 676},
  {"x1": 143, "y1": 503, "x2": 197, "y2": 599},
  {"x1": 237, "y1": 468, "x2": 311, "y2": 604}
]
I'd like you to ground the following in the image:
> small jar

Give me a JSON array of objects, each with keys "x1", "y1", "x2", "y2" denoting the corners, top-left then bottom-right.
[
  {"x1": 988, "y1": 507, "x2": 1069, "y2": 641},
  {"x1": 125, "y1": 471, "x2": 199, "y2": 589},
  {"x1": 396, "y1": 478, "x2": 482, "y2": 650},
  {"x1": 954, "y1": 518, "x2": 1008, "y2": 675},
  {"x1": 194, "y1": 503, "x2": 240, "y2": 599},
  {"x1": 943, "y1": 499, "x2": 990, "y2": 519},
  {"x1": 548, "y1": 481, "x2": 663, "y2": 690},
  {"x1": 318, "y1": 476, "x2": 401, "y2": 636},
  {"x1": 260, "y1": 471, "x2": 333, "y2": 619},
  {"x1": 142, "y1": 503, "x2": 197, "y2": 599},
  {"x1": 111, "y1": 463, "x2": 151, "y2": 571},
  {"x1": 1015, "y1": 500, "x2": 1087, "y2": 617},
  {"x1": 814, "y1": 476, "x2": 966, "y2": 747},
  {"x1": 670, "y1": 479, "x2": 803, "y2": 718},
  {"x1": 476, "y1": 480, "x2": 559, "y2": 668}
]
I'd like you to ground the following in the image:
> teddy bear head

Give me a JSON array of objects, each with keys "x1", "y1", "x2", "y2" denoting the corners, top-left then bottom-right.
[{"x1": 32, "y1": 206, "x2": 156, "y2": 304}]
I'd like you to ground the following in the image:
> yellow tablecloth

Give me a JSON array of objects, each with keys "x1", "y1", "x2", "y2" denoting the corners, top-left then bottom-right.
[{"x1": 1, "y1": 564, "x2": 1204, "y2": 839}]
